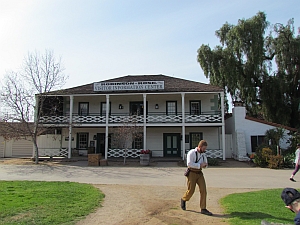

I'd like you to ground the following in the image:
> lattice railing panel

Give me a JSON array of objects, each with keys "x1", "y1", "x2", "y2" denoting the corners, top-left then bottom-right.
[
  {"x1": 147, "y1": 115, "x2": 182, "y2": 123},
  {"x1": 185, "y1": 114, "x2": 221, "y2": 123},
  {"x1": 109, "y1": 115, "x2": 144, "y2": 123},
  {"x1": 40, "y1": 114, "x2": 221, "y2": 124},
  {"x1": 206, "y1": 149, "x2": 223, "y2": 158},
  {"x1": 73, "y1": 115, "x2": 106, "y2": 123},
  {"x1": 39, "y1": 116, "x2": 69, "y2": 124},
  {"x1": 108, "y1": 148, "x2": 142, "y2": 158},
  {"x1": 38, "y1": 148, "x2": 68, "y2": 157}
]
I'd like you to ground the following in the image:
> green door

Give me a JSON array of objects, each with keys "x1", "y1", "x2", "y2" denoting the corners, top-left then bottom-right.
[{"x1": 163, "y1": 133, "x2": 180, "y2": 157}]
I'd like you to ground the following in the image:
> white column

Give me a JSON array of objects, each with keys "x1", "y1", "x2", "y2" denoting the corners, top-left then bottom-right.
[
  {"x1": 68, "y1": 95, "x2": 74, "y2": 159},
  {"x1": 143, "y1": 94, "x2": 147, "y2": 150},
  {"x1": 33, "y1": 95, "x2": 39, "y2": 158},
  {"x1": 105, "y1": 94, "x2": 109, "y2": 159},
  {"x1": 181, "y1": 93, "x2": 185, "y2": 160},
  {"x1": 221, "y1": 92, "x2": 226, "y2": 160}
]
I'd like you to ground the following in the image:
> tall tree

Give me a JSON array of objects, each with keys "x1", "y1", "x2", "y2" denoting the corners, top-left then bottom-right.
[
  {"x1": 0, "y1": 50, "x2": 67, "y2": 163},
  {"x1": 197, "y1": 12, "x2": 300, "y2": 128}
]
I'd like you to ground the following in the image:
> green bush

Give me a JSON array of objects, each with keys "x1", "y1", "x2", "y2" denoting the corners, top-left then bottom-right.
[
  {"x1": 254, "y1": 145, "x2": 286, "y2": 169},
  {"x1": 207, "y1": 157, "x2": 220, "y2": 166},
  {"x1": 282, "y1": 149, "x2": 295, "y2": 168},
  {"x1": 254, "y1": 145, "x2": 271, "y2": 167},
  {"x1": 268, "y1": 155, "x2": 283, "y2": 169}
]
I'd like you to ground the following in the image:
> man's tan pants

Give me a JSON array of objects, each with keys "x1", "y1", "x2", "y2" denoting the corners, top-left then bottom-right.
[{"x1": 182, "y1": 170, "x2": 207, "y2": 210}]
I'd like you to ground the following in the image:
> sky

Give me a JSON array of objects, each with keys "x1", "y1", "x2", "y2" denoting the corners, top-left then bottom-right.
[{"x1": 0, "y1": 0, "x2": 299, "y2": 93}]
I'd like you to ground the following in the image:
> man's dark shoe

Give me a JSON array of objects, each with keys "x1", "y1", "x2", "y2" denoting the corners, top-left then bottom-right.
[
  {"x1": 201, "y1": 209, "x2": 213, "y2": 216},
  {"x1": 180, "y1": 199, "x2": 186, "y2": 210},
  {"x1": 290, "y1": 178, "x2": 296, "y2": 182}
]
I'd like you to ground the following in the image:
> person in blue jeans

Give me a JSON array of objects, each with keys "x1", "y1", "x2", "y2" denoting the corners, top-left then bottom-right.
[{"x1": 281, "y1": 188, "x2": 300, "y2": 225}]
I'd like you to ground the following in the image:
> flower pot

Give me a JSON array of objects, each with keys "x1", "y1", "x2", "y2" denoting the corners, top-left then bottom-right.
[{"x1": 140, "y1": 154, "x2": 150, "y2": 166}]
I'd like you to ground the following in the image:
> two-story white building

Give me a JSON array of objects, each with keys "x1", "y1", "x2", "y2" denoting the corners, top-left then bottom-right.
[{"x1": 37, "y1": 74, "x2": 226, "y2": 160}]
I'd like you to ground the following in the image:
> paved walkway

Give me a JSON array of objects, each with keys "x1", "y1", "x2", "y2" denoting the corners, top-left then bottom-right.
[{"x1": 0, "y1": 159, "x2": 300, "y2": 190}]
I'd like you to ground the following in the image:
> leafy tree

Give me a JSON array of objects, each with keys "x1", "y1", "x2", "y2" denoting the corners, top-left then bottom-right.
[
  {"x1": 264, "y1": 127, "x2": 285, "y2": 155},
  {"x1": 0, "y1": 50, "x2": 67, "y2": 163},
  {"x1": 197, "y1": 12, "x2": 300, "y2": 128}
]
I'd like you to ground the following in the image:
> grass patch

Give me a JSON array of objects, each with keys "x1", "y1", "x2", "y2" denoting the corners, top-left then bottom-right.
[
  {"x1": 0, "y1": 181, "x2": 104, "y2": 225},
  {"x1": 220, "y1": 189, "x2": 294, "y2": 225}
]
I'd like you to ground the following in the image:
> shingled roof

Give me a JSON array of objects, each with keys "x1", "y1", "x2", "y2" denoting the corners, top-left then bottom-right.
[{"x1": 51, "y1": 74, "x2": 223, "y2": 95}]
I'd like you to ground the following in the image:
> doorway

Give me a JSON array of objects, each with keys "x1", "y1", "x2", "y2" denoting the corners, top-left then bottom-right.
[
  {"x1": 163, "y1": 133, "x2": 180, "y2": 157},
  {"x1": 96, "y1": 133, "x2": 105, "y2": 156}
]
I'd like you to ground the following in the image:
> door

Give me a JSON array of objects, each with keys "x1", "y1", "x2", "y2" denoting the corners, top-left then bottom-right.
[
  {"x1": 163, "y1": 133, "x2": 180, "y2": 157},
  {"x1": 130, "y1": 101, "x2": 147, "y2": 115},
  {"x1": 225, "y1": 134, "x2": 233, "y2": 158},
  {"x1": 96, "y1": 133, "x2": 105, "y2": 156}
]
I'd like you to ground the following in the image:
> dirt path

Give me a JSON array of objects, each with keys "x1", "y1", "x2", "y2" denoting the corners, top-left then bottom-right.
[
  {"x1": 0, "y1": 158, "x2": 261, "y2": 225},
  {"x1": 76, "y1": 184, "x2": 256, "y2": 225}
]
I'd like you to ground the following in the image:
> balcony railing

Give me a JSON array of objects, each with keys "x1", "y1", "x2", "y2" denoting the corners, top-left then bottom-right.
[{"x1": 39, "y1": 111, "x2": 222, "y2": 124}]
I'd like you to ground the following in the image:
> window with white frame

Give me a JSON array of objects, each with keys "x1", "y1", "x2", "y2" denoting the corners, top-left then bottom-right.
[
  {"x1": 132, "y1": 133, "x2": 143, "y2": 149},
  {"x1": 166, "y1": 101, "x2": 177, "y2": 115},
  {"x1": 77, "y1": 133, "x2": 89, "y2": 149},
  {"x1": 190, "y1": 132, "x2": 203, "y2": 149},
  {"x1": 190, "y1": 101, "x2": 201, "y2": 115}
]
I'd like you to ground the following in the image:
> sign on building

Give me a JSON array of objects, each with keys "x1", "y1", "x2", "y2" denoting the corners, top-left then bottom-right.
[{"x1": 94, "y1": 81, "x2": 165, "y2": 91}]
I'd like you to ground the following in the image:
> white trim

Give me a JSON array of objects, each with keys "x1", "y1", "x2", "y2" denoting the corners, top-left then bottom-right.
[
  {"x1": 68, "y1": 95, "x2": 74, "y2": 159},
  {"x1": 49, "y1": 91, "x2": 223, "y2": 97},
  {"x1": 105, "y1": 94, "x2": 109, "y2": 159},
  {"x1": 181, "y1": 93, "x2": 185, "y2": 160},
  {"x1": 143, "y1": 94, "x2": 147, "y2": 150},
  {"x1": 221, "y1": 92, "x2": 226, "y2": 160}
]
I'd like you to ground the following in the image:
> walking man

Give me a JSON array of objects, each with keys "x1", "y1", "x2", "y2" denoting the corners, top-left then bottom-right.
[{"x1": 181, "y1": 140, "x2": 212, "y2": 216}]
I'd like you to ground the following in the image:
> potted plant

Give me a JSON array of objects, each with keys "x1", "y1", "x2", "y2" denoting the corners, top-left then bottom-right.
[{"x1": 140, "y1": 150, "x2": 151, "y2": 166}]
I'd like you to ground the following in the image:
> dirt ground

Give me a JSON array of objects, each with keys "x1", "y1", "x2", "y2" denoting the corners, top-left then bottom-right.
[
  {"x1": 75, "y1": 185, "x2": 253, "y2": 225},
  {"x1": 0, "y1": 158, "x2": 253, "y2": 225}
]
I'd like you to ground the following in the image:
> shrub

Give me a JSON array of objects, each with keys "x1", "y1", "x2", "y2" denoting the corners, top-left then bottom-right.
[
  {"x1": 207, "y1": 157, "x2": 219, "y2": 166},
  {"x1": 268, "y1": 155, "x2": 283, "y2": 169},
  {"x1": 281, "y1": 148, "x2": 295, "y2": 168},
  {"x1": 254, "y1": 146, "x2": 272, "y2": 167}
]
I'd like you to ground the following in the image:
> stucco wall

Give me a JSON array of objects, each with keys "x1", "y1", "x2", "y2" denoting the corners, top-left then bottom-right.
[{"x1": 227, "y1": 106, "x2": 291, "y2": 156}]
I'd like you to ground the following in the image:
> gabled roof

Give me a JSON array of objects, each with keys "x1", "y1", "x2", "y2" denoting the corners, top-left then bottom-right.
[
  {"x1": 51, "y1": 74, "x2": 223, "y2": 95},
  {"x1": 245, "y1": 116, "x2": 297, "y2": 132},
  {"x1": 225, "y1": 113, "x2": 298, "y2": 132}
]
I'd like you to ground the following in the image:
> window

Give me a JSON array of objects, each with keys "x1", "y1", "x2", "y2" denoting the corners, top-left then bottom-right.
[
  {"x1": 251, "y1": 135, "x2": 265, "y2": 152},
  {"x1": 132, "y1": 133, "x2": 143, "y2": 149},
  {"x1": 130, "y1": 102, "x2": 146, "y2": 116},
  {"x1": 100, "y1": 102, "x2": 111, "y2": 116},
  {"x1": 189, "y1": 133, "x2": 203, "y2": 149},
  {"x1": 78, "y1": 102, "x2": 89, "y2": 116},
  {"x1": 77, "y1": 133, "x2": 89, "y2": 149},
  {"x1": 190, "y1": 101, "x2": 201, "y2": 115},
  {"x1": 166, "y1": 101, "x2": 177, "y2": 115}
]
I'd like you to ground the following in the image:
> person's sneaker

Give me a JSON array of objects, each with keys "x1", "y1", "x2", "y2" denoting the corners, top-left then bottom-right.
[
  {"x1": 201, "y1": 209, "x2": 213, "y2": 216},
  {"x1": 290, "y1": 178, "x2": 296, "y2": 182},
  {"x1": 180, "y1": 199, "x2": 186, "y2": 210}
]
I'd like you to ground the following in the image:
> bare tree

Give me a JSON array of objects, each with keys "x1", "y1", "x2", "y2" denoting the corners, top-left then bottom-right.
[
  {"x1": 0, "y1": 50, "x2": 67, "y2": 163},
  {"x1": 110, "y1": 117, "x2": 143, "y2": 164}
]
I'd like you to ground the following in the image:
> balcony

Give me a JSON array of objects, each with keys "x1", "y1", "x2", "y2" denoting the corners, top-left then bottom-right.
[{"x1": 39, "y1": 111, "x2": 222, "y2": 124}]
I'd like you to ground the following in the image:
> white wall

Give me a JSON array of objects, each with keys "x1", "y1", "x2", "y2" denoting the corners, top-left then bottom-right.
[
  {"x1": 0, "y1": 137, "x2": 4, "y2": 157},
  {"x1": 146, "y1": 127, "x2": 221, "y2": 157},
  {"x1": 69, "y1": 93, "x2": 219, "y2": 115},
  {"x1": 226, "y1": 106, "x2": 292, "y2": 157}
]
